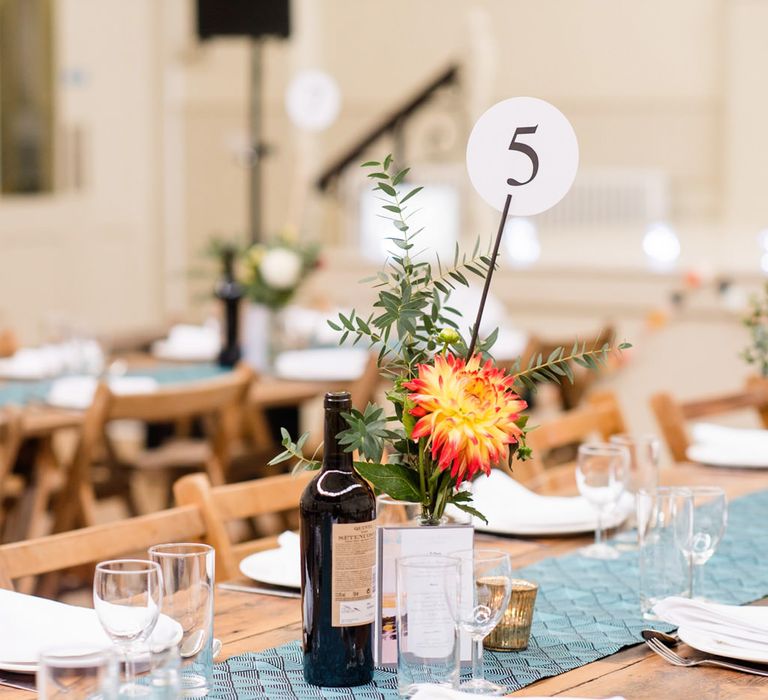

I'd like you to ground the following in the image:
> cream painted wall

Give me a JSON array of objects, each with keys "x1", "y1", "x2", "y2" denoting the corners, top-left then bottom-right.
[{"x1": 0, "y1": 0, "x2": 165, "y2": 341}]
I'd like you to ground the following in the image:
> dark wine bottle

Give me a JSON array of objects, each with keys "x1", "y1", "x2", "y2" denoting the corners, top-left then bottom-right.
[
  {"x1": 300, "y1": 392, "x2": 376, "y2": 687},
  {"x1": 215, "y1": 246, "x2": 243, "y2": 368}
]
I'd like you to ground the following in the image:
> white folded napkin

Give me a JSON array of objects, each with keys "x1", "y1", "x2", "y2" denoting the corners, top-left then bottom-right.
[
  {"x1": 47, "y1": 375, "x2": 159, "y2": 410},
  {"x1": 691, "y1": 423, "x2": 768, "y2": 448},
  {"x1": 0, "y1": 341, "x2": 105, "y2": 379},
  {"x1": 410, "y1": 685, "x2": 625, "y2": 700},
  {"x1": 460, "y1": 469, "x2": 630, "y2": 532},
  {"x1": 686, "y1": 423, "x2": 768, "y2": 467},
  {"x1": 273, "y1": 348, "x2": 369, "y2": 381},
  {"x1": 653, "y1": 597, "x2": 768, "y2": 649},
  {"x1": 152, "y1": 324, "x2": 220, "y2": 362},
  {"x1": 0, "y1": 590, "x2": 182, "y2": 665}
]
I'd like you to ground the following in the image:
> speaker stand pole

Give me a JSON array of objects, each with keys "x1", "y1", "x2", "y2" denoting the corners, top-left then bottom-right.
[{"x1": 249, "y1": 38, "x2": 263, "y2": 244}]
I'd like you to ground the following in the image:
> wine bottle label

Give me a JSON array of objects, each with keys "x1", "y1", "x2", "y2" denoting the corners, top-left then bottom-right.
[{"x1": 331, "y1": 520, "x2": 376, "y2": 627}]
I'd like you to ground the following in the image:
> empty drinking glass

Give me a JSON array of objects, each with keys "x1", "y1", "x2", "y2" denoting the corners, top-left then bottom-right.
[
  {"x1": 149, "y1": 543, "x2": 214, "y2": 697},
  {"x1": 637, "y1": 487, "x2": 694, "y2": 619},
  {"x1": 93, "y1": 559, "x2": 163, "y2": 697},
  {"x1": 37, "y1": 646, "x2": 118, "y2": 700},
  {"x1": 674, "y1": 486, "x2": 727, "y2": 601},
  {"x1": 449, "y1": 549, "x2": 512, "y2": 696},
  {"x1": 575, "y1": 443, "x2": 629, "y2": 560},
  {"x1": 396, "y1": 555, "x2": 462, "y2": 697},
  {"x1": 609, "y1": 434, "x2": 661, "y2": 548}
]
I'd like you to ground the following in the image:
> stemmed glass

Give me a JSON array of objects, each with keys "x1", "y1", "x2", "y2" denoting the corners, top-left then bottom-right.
[
  {"x1": 449, "y1": 549, "x2": 512, "y2": 696},
  {"x1": 94, "y1": 559, "x2": 163, "y2": 697},
  {"x1": 674, "y1": 486, "x2": 728, "y2": 600},
  {"x1": 575, "y1": 443, "x2": 629, "y2": 560}
]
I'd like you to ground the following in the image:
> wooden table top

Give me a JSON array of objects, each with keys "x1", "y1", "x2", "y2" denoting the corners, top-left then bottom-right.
[{"x1": 1, "y1": 462, "x2": 766, "y2": 699}]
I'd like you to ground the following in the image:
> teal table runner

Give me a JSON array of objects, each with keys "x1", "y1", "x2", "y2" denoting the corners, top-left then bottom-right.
[
  {"x1": 0, "y1": 363, "x2": 230, "y2": 407},
  {"x1": 211, "y1": 488, "x2": 768, "y2": 699}
]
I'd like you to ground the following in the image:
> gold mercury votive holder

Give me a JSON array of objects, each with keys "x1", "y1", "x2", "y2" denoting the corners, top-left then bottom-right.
[{"x1": 484, "y1": 579, "x2": 538, "y2": 651}]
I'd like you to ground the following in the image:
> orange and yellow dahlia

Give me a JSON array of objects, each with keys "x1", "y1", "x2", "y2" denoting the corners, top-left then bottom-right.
[{"x1": 403, "y1": 353, "x2": 527, "y2": 485}]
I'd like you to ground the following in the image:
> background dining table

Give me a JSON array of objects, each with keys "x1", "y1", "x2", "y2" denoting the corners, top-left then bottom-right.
[{"x1": 1, "y1": 461, "x2": 766, "y2": 699}]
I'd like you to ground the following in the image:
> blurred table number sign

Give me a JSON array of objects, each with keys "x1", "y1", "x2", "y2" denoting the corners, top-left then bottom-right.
[
  {"x1": 466, "y1": 96, "x2": 579, "y2": 217},
  {"x1": 375, "y1": 525, "x2": 474, "y2": 665}
]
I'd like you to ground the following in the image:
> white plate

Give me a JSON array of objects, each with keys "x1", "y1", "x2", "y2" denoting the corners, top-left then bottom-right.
[
  {"x1": 686, "y1": 444, "x2": 768, "y2": 469},
  {"x1": 474, "y1": 508, "x2": 628, "y2": 537},
  {"x1": 239, "y1": 547, "x2": 301, "y2": 589},
  {"x1": 678, "y1": 625, "x2": 768, "y2": 664}
]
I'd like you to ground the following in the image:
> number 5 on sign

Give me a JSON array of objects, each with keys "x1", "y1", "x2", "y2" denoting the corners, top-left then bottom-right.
[{"x1": 466, "y1": 97, "x2": 579, "y2": 216}]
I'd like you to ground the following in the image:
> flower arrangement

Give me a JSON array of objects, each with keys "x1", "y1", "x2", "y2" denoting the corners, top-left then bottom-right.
[
  {"x1": 241, "y1": 235, "x2": 320, "y2": 310},
  {"x1": 271, "y1": 156, "x2": 629, "y2": 524},
  {"x1": 742, "y1": 282, "x2": 768, "y2": 377}
]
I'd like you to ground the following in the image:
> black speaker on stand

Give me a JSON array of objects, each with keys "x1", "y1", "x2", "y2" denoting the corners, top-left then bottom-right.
[{"x1": 196, "y1": 0, "x2": 291, "y2": 244}]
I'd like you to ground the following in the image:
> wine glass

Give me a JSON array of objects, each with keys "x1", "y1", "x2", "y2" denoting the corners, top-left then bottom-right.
[
  {"x1": 449, "y1": 549, "x2": 512, "y2": 696},
  {"x1": 675, "y1": 486, "x2": 727, "y2": 600},
  {"x1": 575, "y1": 443, "x2": 629, "y2": 560},
  {"x1": 93, "y1": 559, "x2": 163, "y2": 697},
  {"x1": 609, "y1": 434, "x2": 661, "y2": 549}
]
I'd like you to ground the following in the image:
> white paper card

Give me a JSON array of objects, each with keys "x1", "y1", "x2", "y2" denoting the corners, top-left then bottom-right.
[
  {"x1": 466, "y1": 96, "x2": 579, "y2": 216},
  {"x1": 376, "y1": 524, "x2": 474, "y2": 666}
]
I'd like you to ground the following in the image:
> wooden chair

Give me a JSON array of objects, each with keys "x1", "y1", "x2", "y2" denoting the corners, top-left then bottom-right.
[
  {"x1": 0, "y1": 504, "x2": 206, "y2": 591},
  {"x1": 650, "y1": 377, "x2": 768, "y2": 462},
  {"x1": 517, "y1": 391, "x2": 628, "y2": 488},
  {"x1": 520, "y1": 324, "x2": 616, "y2": 410},
  {"x1": 174, "y1": 470, "x2": 314, "y2": 580},
  {"x1": 56, "y1": 364, "x2": 254, "y2": 531},
  {"x1": 0, "y1": 407, "x2": 23, "y2": 539}
]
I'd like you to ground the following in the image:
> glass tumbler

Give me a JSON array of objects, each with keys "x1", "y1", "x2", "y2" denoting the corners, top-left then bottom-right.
[
  {"x1": 637, "y1": 487, "x2": 693, "y2": 619},
  {"x1": 149, "y1": 543, "x2": 214, "y2": 697},
  {"x1": 396, "y1": 555, "x2": 461, "y2": 697},
  {"x1": 37, "y1": 646, "x2": 118, "y2": 700}
]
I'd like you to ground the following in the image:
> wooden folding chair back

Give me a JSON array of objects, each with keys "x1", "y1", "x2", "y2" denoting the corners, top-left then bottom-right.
[
  {"x1": 519, "y1": 391, "x2": 628, "y2": 487},
  {"x1": 174, "y1": 471, "x2": 314, "y2": 580},
  {"x1": 0, "y1": 504, "x2": 206, "y2": 590},
  {"x1": 0, "y1": 407, "x2": 22, "y2": 536},
  {"x1": 349, "y1": 353, "x2": 382, "y2": 412},
  {"x1": 651, "y1": 377, "x2": 768, "y2": 462},
  {"x1": 518, "y1": 325, "x2": 616, "y2": 410},
  {"x1": 61, "y1": 365, "x2": 254, "y2": 530}
]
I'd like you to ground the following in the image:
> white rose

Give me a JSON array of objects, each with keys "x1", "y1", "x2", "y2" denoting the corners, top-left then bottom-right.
[{"x1": 260, "y1": 247, "x2": 303, "y2": 290}]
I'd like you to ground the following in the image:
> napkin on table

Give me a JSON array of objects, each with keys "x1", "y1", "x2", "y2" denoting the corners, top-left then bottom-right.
[
  {"x1": 653, "y1": 596, "x2": 768, "y2": 650},
  {"x1": 686, "y1": 423, "x2": 768, "y2": 467},
  {"x1": 459, "y1": 469, "x2": 630, "y2": 531},
  {"x1": 47, "y1": 375, "x2": 158, "y2": 410},
  {"x1": 273, "y1": 348, "x2": 369, "y2": 381},
  {"x1": 410, "y1": 686, "x2": 625, "y2": 700},
  {"x1": 691, "y1": 423, "x2": 768, "y2": 449},
  {"x1": 0, "y1": 589, "x2": 181, "y2": 666},
  {"x1": 151, "y1": 324, "x2": 220, "y2": 361}
]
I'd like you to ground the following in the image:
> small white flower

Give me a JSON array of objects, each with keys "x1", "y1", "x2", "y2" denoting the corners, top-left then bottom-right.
[{"x1": 260, "y1": 247, "x2": 303, "y2": 290}]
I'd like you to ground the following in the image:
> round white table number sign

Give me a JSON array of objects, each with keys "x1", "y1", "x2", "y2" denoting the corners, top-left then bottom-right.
[{"x1": 466, "y1": 96, "x2": 579, "y2": 216}]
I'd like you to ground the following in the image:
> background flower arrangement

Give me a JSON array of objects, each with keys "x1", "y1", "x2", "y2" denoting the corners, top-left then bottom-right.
[
  {"x1": 742, "y1": 282, "x2": 768, "y2": 377},
  {"x1": 271, "y1": 156, "x2": 629, "y2": 524},
  {"x1": 241, "y1": 235, "x2": 320, "y2": 311}
]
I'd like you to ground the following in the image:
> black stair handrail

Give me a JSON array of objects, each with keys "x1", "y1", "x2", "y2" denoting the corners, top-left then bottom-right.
[{"x1": 315, "y1": 63, "x2": 459, "y2": 191}]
